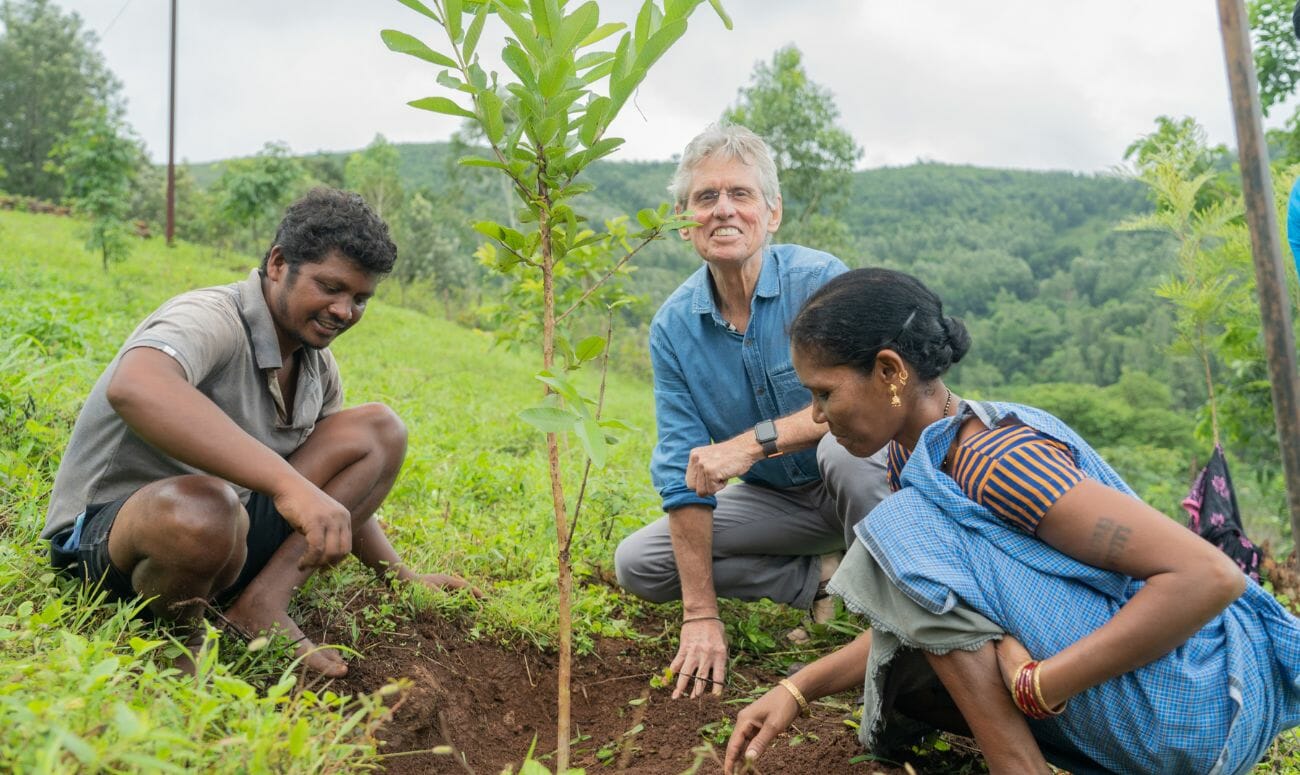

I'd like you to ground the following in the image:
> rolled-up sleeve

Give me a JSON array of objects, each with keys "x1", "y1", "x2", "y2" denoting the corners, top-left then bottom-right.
[{"x1": 649, "y1": 322, "x2": 716, "y2": 512}]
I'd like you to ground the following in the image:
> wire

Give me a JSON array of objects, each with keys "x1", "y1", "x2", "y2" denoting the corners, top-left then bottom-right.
[{"x1": 100, "y1": 0, "x2": 134, "y2": 39}]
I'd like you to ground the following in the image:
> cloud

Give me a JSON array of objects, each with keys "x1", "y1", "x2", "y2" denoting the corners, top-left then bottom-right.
[{"x1": 61, "y1": 0, "x2": 1278, "y2": 172}]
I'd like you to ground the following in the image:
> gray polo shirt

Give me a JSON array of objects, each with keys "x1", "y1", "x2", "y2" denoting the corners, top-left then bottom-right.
[{"x1": 42, "y1": 269, "x2": 343, "y2": 538}]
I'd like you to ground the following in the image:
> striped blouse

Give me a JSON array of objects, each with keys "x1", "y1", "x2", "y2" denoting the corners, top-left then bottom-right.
[{"x1": 886, "y1": 422, "x2": 1085, "y2": 533}]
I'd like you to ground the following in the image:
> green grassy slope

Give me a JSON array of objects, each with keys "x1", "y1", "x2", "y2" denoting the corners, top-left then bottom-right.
[{"x1": 0, "y1": 210, "x2": 665, "y2": 771}]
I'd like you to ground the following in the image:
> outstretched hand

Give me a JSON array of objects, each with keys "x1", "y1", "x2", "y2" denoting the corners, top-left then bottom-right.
[
  {"x1": 669, "y1": 617, "x2": 727, "y2": 698},
  {"x1": 415, "y1": 572, "x2": 484, "y2": 599},
  {"x1": 724, "y1": 685, "x2": 802, "y2": 774}
]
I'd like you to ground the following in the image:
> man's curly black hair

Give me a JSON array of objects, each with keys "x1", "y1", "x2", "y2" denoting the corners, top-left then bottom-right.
[{"x1": 260, "y1": 188, "x2": 397, "y2": 276}]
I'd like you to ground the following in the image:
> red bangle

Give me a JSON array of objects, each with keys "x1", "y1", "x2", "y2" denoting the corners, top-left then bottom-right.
[{"x1": 1011, "y1": 660, "x2": 1065, "y2": 720}]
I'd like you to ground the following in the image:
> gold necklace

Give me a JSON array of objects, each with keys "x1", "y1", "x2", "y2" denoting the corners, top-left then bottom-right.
[{"x1": 942, "y1": 387, "x2": 953, "y2": 418}]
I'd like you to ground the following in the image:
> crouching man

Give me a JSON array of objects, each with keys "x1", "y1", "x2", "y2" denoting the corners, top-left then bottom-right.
[{"x1": 42, "y1": 188, "x2": 469, "y2": 676}]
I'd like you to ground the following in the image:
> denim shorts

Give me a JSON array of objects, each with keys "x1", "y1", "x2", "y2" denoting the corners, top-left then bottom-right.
[{"x1": 48, "y1": 489, "x2": 296, "y2": 609}]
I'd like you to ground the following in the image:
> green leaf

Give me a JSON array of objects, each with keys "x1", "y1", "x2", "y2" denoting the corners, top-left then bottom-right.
[
  {"x1": 575, "y1": 335, "x2": 606, "y2": 362},
  {"x1": 556, "y1": 1, "x2": 600, "y2": 53},
  {"x1": 581, "y1": 136, "x2": 624, "y2": 165},
  {"x1": 519, "y1": 406, "x2": 577, "y2": 433},
  {"x1": 394, "y1": 0, "x2": 440, "y2": 21},
  {"x1": 445, "y1": 0, "x2": 464, "y2": 42},
  {"x1": 381, "y1": 30, "x2": 458, "y2": 68},
  {"x1": 636, "y1": 208, "x2": 660, "y2": 229},
  {"x1": 599, "y1": 418, "x2": 638, "y2": 432},
  {"x1": 473, "y1": 221, "x2": 505, "y2": 240},
  {"x1": 409, "y1": 96, "x2": 477, "y2": 119},
  {"x1": 480, "y1": 89, "x2": 506, "y2": 143},
  {"x1": 538, "y1": 54, "x2": 570, "y2": 98},
  {"x1": 536, "y1": 370, "x2": 581, "y2": 402},
  {"x1": 496, "y1": 2, "x2": 543, "y2": 60},
  {"x1": 575, "y1": 413, "x2": 608, "y2": 468},
  {"x1": 707, "y1": 0, "x2": 733, "y2": 29},
  {"x1": 634, "y1": 1, "x2": 660, "y2": 47},
  {"x1": 436, "y1": 69, "x2": 472, "y2": 93},
  {"x1": 578, "y1": 96, "x2": 608, "y2": 148},
  {"x1": 464, "y1": 3, "x2": 489, "y2": 60},
  {"x1": 502, "y1": 44, "x2": 538, "y2": 89},
  {"x1": 636, "y1": 18, "x2": 688, "y2": 71},
  {"x1": 289, "y1": 718, "x2": 310, "y2": 757},
  {"x1": 458, "y1": 155, "x2": 508, "y2": 170},
  {"x1": 579, "y1": 22, "x2": 626, "y2": 48}
]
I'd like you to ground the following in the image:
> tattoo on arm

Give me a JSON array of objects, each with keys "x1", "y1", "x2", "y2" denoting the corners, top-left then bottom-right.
[{"x1": 1089, "y1": 517, "x2": 1132, "y2": 565}]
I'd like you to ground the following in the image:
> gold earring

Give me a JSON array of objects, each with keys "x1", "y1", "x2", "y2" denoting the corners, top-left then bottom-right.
[
  {"x1": 898, "y1": 370, "x2": 909, "y2": 388},
  {"x1": 890, "y1": 383, "x2": 901, "y2": 408}
]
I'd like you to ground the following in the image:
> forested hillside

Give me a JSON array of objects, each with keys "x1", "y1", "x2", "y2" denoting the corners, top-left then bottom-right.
[{"x1": 186, "y1": 142, "x2": 1186, "y2": 395}]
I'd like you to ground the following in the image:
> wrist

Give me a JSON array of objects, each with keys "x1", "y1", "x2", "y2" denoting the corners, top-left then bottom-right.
[{"x1": 753, "y1": 419, "x2": 781, "y2": 459}]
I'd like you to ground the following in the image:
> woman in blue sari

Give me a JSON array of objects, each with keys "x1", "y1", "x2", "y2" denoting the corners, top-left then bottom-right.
[{"x1": 724, "y1": 268, "x2": 1300, "y2": 775}]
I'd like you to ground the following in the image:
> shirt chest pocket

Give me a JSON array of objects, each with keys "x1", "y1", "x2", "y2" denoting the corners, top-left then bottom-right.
[{"x1": 769, "y1": 366, "x2": 811, "y2": 414}]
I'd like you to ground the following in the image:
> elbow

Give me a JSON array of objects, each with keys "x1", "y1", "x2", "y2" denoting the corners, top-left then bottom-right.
[
  {"x1": 1202, "y1": 552, "x2": 1247, "y2": 611},
  {"x1": 105, "y1": 367, "x2": 145, "y2": 416}
]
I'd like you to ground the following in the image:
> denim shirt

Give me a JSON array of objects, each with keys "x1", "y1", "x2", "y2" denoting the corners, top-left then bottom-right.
[{"x1": 649, "y1": 244, "x2": 848, "y2": 512}]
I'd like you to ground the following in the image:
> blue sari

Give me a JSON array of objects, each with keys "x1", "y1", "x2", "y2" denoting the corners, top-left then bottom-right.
[{"x1": 857, "y1": 402, "x2": 1300, "y2": 774}]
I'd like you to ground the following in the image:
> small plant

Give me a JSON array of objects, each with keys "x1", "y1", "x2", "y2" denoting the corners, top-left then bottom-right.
[{"x1": 383, "y1": 1, "x2": 730, "y2": 768}]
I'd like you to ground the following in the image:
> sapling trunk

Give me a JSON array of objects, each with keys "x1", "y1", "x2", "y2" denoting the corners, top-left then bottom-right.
[{"x1": 539, "y1": 205, "x2": 574, "y2": 771}]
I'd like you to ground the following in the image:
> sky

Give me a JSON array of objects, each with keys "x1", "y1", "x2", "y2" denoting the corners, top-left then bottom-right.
[{"x1": 46, "y1": 0, "x2": 1298, "y2": 173}]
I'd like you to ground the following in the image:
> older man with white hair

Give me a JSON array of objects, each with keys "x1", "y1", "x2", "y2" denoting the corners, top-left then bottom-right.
[{"x1": 614, "y1": 123, "x2": 887, "y2": 699}]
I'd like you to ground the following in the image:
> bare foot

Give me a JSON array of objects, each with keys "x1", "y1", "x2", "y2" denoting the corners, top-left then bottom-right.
[{"x1": 223, "y1": 597, "x2": 347, "y2": 677}]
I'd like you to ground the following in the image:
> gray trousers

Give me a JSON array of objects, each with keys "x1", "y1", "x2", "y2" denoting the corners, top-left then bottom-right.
[{"x1": 613, "y1": 434, "x2": 889, "y2": 610}]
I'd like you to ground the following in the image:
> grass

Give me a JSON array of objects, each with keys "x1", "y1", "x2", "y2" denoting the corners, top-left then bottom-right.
[{"x1": 2, "y1": 209, "x2": 1297, "y2": 773}]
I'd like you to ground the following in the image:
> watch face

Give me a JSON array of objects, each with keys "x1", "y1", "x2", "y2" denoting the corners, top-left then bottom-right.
[{"x1": 756, "y1": 420, "x2": 778, "y2": 444}]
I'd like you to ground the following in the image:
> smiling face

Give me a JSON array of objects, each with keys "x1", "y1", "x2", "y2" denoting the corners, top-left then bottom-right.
[
  {"x1": 264, "y1": 248, "x2": 377, "y2": 356},
  {"x1": 679, "y1": 154, "x2": 782, "y2": 268},
  {"x1": 793, "y1": 345, "x2": 904, "y2": 459}
]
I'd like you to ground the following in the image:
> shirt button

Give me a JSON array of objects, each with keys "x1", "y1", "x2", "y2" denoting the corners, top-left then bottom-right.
[{"x1": 756, "y1": 387, "x2": 766, "y2": 396}]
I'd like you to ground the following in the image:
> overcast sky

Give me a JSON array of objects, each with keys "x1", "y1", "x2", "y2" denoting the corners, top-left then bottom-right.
[{"x1": 48, "y1": 0, "x2": 1295, "y2": 173}]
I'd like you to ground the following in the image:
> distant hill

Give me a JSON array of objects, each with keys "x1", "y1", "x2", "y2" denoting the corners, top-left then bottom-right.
[{"x1": 182, "y1": 142, "x2": 1182, "y2": 399}]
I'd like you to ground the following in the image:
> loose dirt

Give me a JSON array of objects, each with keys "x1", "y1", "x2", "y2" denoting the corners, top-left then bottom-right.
[{"x1": 312, "y1": 607, "x2": 976, "y2": 775}]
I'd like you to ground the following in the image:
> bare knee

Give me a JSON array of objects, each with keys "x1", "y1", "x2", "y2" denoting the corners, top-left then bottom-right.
[
  {"x1": 148, "y1": 476, "x2": 246, "y2": 571},
  {"x1": 341, "y1": 402, "x2": 407, "y2": 465}
]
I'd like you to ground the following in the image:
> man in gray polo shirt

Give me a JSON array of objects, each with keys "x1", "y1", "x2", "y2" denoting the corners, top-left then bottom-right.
[{"x1": 43, "y1": 188, "x2": 468, "y2": 676}]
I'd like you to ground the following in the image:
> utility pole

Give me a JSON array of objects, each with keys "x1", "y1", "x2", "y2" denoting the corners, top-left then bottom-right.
[
  {"x1": 165, "y1": 0, "x2": 177, "y2": 245},
  {"x1": 1216, "y1": 0, "x2": 1300, "y2": 558}
]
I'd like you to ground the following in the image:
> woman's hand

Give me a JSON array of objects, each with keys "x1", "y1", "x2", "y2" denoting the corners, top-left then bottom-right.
[{"x1": 723, "y1": 685, "x2": 802, "y2": 774}]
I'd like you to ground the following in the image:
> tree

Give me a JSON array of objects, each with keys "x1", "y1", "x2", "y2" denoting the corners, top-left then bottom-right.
[
  {"x1": 393, "y1": 189, "x2": 473, "y2": 315},
  {"x1": 212, "y1": 142, "x2": 303, "y2": 251},
  {"x1": 723, "y1": 45, "x2": 861, "y2": 246},
  {"x1": 384, "y1": 0, "x2": 729, "y2": 768},
  {"x1": 0, "y1": 0, "x2": 123, "y2": 201},
  {"x1": 49, "y1": 107, "x2": 141, "y2": 269},
  {"x1": 1249, "y1": 0, "x2": 1300, "y2": 116},
  {"x1": 344, "y1": 134, "x2": 404, "y2": 219}
]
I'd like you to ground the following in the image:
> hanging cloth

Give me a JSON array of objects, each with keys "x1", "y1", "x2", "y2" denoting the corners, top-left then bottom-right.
[{"x1": 1182, "y1": 444, "x2": 1262, "y2": 582}]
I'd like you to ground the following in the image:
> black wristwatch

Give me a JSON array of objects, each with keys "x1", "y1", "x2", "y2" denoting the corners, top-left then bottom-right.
[{"x1": 754, "y1": 419, "x2": 781, "y2": 458}]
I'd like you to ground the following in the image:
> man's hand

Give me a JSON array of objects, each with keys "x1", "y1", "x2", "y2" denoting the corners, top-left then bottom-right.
[
  {"x1": 272, "y1": 480, "x2": 352, "y2": 569},
  {"x1": 669, "y1": 617, "x2": 728, "y2": 698},
  {"x1": 414, "y1": 572, "x2": 484, "y2": 599},
  {"x1": 685, "y1": 438, "x2": 760, "y2": 497},
  {"x1": 724, "y1": 684, "x2": 801, "y2": 774}
]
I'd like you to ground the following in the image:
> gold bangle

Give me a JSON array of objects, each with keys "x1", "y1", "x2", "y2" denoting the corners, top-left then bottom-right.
[
  {"x1": 777, "y1": 678, "x2": 810, "y2": 716},
  {"x1": 1032, "y1": 661, "x2": 1066, "y2": 717}
]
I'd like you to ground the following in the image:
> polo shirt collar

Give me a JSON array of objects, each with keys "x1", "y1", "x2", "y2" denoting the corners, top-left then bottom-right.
[
  {"x1": 236, "y1": 269, "x2": 286, "y2": 370},
  {"x1": 690, "y1": 246, "x2": 780, "y2": 315}
]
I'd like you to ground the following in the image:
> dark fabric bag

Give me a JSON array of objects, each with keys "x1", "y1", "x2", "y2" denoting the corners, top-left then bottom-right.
[{"x1": 1182, "y1": 444, "x2": 1262, "y2": 582}]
